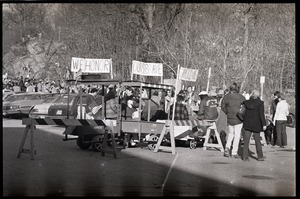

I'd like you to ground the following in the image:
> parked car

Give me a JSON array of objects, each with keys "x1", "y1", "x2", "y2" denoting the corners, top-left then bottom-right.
[
  {"x1": 29, "y1": 96, "x2": 60, "y2": 119},
  {"x1": 47, "y1": 93, "x2": 90, "y2": 119},
  {"x1": 3, "y1": 91, "x2": 24, "y2": 101},
  {"x1": 2, "y1": 92, "x2": 59, "y2": 117},
  {"x1": 285, "y1": 90, "x2": 295, "y2": 128}
]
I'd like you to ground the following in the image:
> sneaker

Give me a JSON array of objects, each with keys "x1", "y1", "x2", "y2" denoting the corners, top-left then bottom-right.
[
  {"x1": 232, "y1": 154, "x2": 241, "y2": 159},
  {"x1": 224, "y1": 147, "x2": 230, "y2": 157},
  {"x1": 257, "y1": 156, "x2": 266, "y2": 161},
  {"x1": 243, "y1": 158, "x2": 250, "y2": 162}
]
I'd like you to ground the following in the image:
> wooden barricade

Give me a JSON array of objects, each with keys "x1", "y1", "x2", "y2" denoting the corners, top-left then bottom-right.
[
  {"x1": 17, "y1": 118, "x2": 117, "y2": 160},
  {"x1": 202, "y1": 120, "x2": 224, "y2": 152},
  {"x1": 153, "y1": 121, "x2": 176, "y2": 154}
]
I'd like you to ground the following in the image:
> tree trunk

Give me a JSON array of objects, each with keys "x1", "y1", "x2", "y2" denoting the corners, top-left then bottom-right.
[
  {"x1": 240, "y1": 9, "x2": 250, "y2": 92},
  {"x1": 280, "y1": 53, "x2": 285, "y2": 92}
]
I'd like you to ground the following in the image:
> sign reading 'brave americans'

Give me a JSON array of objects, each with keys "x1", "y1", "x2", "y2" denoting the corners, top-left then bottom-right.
[
  {"x1": 179, "y1": 67, "x2": 198, "y2": 82},
  {"x1": 132, "y1": 60, "x2": 163, "y2": 77},
  {"x1": 71, "y1": 57, "x2": 111, "y2": 73}
]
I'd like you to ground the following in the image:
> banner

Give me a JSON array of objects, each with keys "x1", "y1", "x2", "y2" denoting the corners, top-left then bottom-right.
[
  {"x1": 179, "y1": 67, "x2": 198, "y2": 82},
  {"x1": 71, "y1": 57, "x2": 111, "y2": 73},
  {"x1": 132, "y1": 60, "x2": 163, "y2": 77}
]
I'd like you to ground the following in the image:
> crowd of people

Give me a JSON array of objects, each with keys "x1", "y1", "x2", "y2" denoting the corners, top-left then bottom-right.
[
  {"x1": 2, "y1": 76, "x2": 67, "y2": 94},
  {"x1": 3, "y1": 75, "x2": 291, "y2": 161}
]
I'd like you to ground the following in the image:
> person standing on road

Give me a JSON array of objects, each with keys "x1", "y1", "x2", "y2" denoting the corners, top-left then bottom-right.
[
  {"x1": 270, "y1": 91, "x2": 280, "y2": 145},
  {"x1": 221, "y1": 83, "x2": 245, "y2": 158},
  {"x1": 242, "y1": 90, "x2": 267, "y2": 161},
  {"x1": 273, "y1": 93, "x2": 290, "y2": 148},
  {"x1": 25, "y1": 81, "x2": 35, "y2": 92}
]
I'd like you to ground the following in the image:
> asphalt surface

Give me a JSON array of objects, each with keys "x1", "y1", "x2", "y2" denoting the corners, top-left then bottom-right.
[{"x1": 2, "y1": 118, "x2": 296, "y2": 196}]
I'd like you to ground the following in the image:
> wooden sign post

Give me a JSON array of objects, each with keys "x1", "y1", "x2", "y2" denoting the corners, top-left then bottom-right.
[
  {"x1": 206, "y1": 67, "x2": 211, "y2": 92},
  {"x1": 260, "y1": 76, "x2": 265, "y2": 100}
]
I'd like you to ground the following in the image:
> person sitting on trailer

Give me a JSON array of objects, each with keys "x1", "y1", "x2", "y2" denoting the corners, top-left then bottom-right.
[
  {"x1": 121, "y1": 86, "x2": 139, "y2": 120},
  {"x1": 105, "y1": 89, "x2": 118, "y2": 119},
  {"x1": 169, "y1": 93, "x2": 189, "y2": 120},
  {"x1": 86, "y1": 88, "x2": 102, "y2": 119},
  {"x1": 141, "y1": 90, "x2": 161, "y2": 121},
  {"x1": 197, "y1": 91, "x2": 218, "y2": 120},
  {"x1": 104, "y1": 84, "x2": 116, "y2": 102},
  {"x1": 165, "y1": 89, "x2": 175, "y2": 114}
]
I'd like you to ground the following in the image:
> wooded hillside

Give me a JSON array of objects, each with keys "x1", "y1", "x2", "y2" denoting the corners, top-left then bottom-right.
[{"x1": 3, "y1": 3, "x2": 295, "y2": 98}]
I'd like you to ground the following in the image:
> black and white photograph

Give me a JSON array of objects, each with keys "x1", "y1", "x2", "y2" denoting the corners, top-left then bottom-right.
[{"x1": 2, "y1": 3, "x2": 296, "y2": 197}]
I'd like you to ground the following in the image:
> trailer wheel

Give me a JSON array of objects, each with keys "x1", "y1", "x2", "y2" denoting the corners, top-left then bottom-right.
[
  {"x1": 91, "y1": 135, "x2": 104, "y2": 152},
  {"x1": 76, "y1": 136, "x2": 91, "y2": 150},
  {"x1": 190, "y1": 140, "x2": 197, "y2": 149},
  {"x1": 147, "y1": 134, "x2": 159, "y2": 150}
]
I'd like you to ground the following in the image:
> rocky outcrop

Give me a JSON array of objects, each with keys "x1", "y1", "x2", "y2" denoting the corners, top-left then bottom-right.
[{"x1": 3, "y1": 36, "x2": 67, "y2": 80}]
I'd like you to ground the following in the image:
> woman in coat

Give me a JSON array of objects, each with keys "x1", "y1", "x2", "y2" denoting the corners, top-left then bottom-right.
[
  {"x1": 273, "y1": 93, "x2": 290, "y2": 148},
  {"x1": 242, "y1": 90, "x2": 267, "y2": 161}
]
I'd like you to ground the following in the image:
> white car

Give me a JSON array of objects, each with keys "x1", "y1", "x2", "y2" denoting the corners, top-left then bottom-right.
[{"x1": 29, "y1": 96, "x2": 60, "y2": 119}]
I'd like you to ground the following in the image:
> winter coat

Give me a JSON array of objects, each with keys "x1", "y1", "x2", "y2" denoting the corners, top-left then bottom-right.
[
  {"x1": 105, "y1": 98, "x2": 118, "y2": 119},
  {"x1": 221, "y1": 91, "x2": 245, "y2": 125},
  {"x1": 270, "y1": 98, "x2": 279, "y2": 120},
  {"x1": 243, "y1": 98, "x2": 266, "y2": 133},
  {"x1": 273, "y1": 99, "x2": 289, "y2": 123}
]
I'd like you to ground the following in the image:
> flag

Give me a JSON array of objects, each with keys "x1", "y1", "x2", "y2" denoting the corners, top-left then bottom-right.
[
  {"x1": 88, "y1": 100, "x2": 102, "y2": 115},
  {"x1": 92, "y1": 105, "x2": 102, "y2": 115}
]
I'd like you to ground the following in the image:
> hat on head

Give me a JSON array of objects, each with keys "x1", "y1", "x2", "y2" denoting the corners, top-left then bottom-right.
[
  {"x1": 199, "y1": 91, "x2": 208, "y2": 96},
  {"x1": 217, "y1": 89, "x2": 224, "y2": 95},
  {"x1": 208, "y1": 90, "x2": 218, "y2": 97},
  {"x1": 90, "y1": 88, "x2": 98, "y2": 93}
]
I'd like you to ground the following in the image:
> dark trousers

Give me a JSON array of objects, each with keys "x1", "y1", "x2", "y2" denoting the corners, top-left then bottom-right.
[
  {"x1": 273, "y1": 126, "x2": 277, "y2": 145},
  {"x1": 275, "y1": 120, "x2": 287, "y2": 146},
  {"x1": 242, "y1": 129, "x2": 263, "y2": 159}
]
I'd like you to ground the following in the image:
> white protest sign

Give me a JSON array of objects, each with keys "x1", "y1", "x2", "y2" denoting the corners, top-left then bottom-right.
[
  {"x1": 132, "y1": 60, "x2": 163, "y2": 77},
  {"x1": 260, "y1": 76, "x2": 265, "y2": 84},
  {"x1": 179, "y1": 67, "x2": 198, "y2": 82},
  {"x1": 71, "y1": 57, "x2": 111, "y2": 73}
]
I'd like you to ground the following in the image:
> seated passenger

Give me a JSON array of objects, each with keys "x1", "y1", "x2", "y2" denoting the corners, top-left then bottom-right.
[
  {"x1": 121, "y1": 86, "x2": 139, "y2": 120},
  {"x1": 197, "y1": 91, "x2": 218, "y2": 120},
  {"x1": 141, "y1": 91, "x2": 161, "y2": 121},
  {"x1": 105, "y1": 90, "x2": 118, "y2": 119},
  {"x1": 169, "y1": 94, "x2": 189, "y2": 120}
]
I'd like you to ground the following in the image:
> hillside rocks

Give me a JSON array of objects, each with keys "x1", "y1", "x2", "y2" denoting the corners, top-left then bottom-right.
[{"x1": 3, "y1": 36, "x2": 67, "y2": 81}]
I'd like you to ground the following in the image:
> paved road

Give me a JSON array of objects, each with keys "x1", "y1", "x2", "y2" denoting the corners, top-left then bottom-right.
[{"x1": 3, "y1": 118, "x2": 296, "y2": 196}]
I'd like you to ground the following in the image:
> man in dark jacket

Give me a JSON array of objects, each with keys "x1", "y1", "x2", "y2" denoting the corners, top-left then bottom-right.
[
  {"x1": 221, "y1": 83, "x2": 245, "y2": 158},
  {"x1": 197, "y1": 91, "x2": 218, "y2": 120},
  {"x1": 270, "y1": 91, "x2": 280, "y2": 145},
  {"x1": 242, "y1": 90, "x2": 267, "y2": 161}
]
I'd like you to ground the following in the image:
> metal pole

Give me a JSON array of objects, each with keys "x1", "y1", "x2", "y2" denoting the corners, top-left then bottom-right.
[
  {"x1": 80, "y1": 85, "x2": 82, "y2": 119},
  {"x1": 67, "y1": 84, "x2": 70, "y2": 119},
  {"x1": 58, "y1": 26, "x2": 61, "y2": 42}
]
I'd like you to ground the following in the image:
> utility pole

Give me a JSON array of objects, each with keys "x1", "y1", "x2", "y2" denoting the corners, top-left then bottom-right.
[{"x1": 58, "y1": 26, "x2": 61, "y2": 42}]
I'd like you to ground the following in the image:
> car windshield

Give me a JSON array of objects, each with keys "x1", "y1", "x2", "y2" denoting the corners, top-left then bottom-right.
[
  {"x1": 42, "y1": 97, "x2": 57, "y2": 104},
  {"x1": 12, "y1": 95, "x2": 29, "y2": 101},
  {"x1": 4, "y1": 95, "x2": 16, "y2": 101},
  {"x1": 55, "y1": 95, "x2": 76, "y2": 105},
  {"x1": 29, "y1": 95, "x2": 43, "y2": 100}
]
